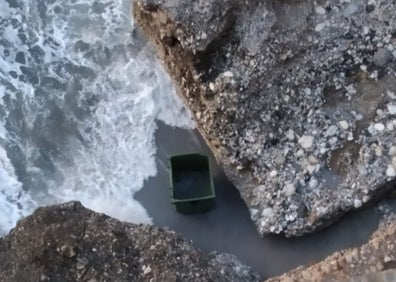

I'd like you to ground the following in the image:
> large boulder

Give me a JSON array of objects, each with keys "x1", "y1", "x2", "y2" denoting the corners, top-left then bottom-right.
[
  {"x1": 0, "y1": 201, "x2": 260, "y2": 282},
  {"x1": 267, "y1": 221, "x2": 396, "y2": 281},
  {"x1": 133, "y1": 0, "x2": 396, "y2": 236}
]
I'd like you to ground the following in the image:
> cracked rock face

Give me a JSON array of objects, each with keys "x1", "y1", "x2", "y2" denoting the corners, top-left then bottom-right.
[
  {"x1": 0, "y1": 202, "x2": 260, "y2": 282},
  {"x1": 133, "y1": 0, "x2": 396, "y2": 236}
]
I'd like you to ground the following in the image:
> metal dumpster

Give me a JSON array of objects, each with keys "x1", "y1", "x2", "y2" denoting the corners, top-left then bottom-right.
[{"x1": 169, "y1": 153, "x2": 215, "y2": 213}]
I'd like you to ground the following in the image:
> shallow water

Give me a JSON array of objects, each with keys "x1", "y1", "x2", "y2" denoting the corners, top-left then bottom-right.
[{"x1": 136, "y1": 121, "x2": 383, "y2": 278}]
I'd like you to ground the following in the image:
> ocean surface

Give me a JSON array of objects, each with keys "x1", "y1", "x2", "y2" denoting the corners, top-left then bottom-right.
[{"x1": 0, "y1": 0, "x2": 194, "y2": 235}]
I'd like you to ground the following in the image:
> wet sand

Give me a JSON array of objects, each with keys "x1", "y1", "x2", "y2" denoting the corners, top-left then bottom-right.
[{"x1": 135, "y1": 121, "x2": 382, "y2": 278}]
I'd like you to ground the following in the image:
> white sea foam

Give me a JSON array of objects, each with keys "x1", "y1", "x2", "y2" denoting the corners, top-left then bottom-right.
[
  {"x1": 0, "y1": 145, "x2": 34, "y2": 235},
  {"x1": 0, "y1": 0, "x2": 194, "y2": 236}
]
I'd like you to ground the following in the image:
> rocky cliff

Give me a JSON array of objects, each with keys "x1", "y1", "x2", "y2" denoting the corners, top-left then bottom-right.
[
  {"x1": 268, "y1": 221, "x2": 396, "y2": 282},
  {"x1": 0, "y1": 201, "x2": 260, "y2": 282},
  {"x1": 133, "y1": 0, "x2": 396, "y2": 237}
]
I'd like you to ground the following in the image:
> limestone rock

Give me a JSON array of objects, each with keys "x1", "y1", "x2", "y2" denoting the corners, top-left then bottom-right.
[
  {"x1": 0, "y1": 201, "x2": 260, "y2": 282},
  {"x1": 267, "y1": 221, "x2": 396, "y2": 282},
  {"x1": 133, "y1": 0, "x2": 396, "y2": 236}
]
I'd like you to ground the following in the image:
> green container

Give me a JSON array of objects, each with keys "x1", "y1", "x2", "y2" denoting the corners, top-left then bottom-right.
[{"x1": 169, "y1": 153, "x2": 215, "y2": 213}]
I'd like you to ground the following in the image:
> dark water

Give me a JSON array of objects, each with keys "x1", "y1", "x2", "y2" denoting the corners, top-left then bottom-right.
[{"x1": 136, "y1": 121, "x2": 383, "y2": 278}]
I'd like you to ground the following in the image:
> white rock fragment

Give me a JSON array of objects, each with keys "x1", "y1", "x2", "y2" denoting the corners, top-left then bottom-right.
[
  {"x1": 360, "y1": 65, "x2": 368, "y2": 72},
  {"x1": 375, "y1": 146, "x2": 382, "y2": 157},
  {"x1": 270, "y1": 170, "x2": 278, "y2": 177},
  {"x1": 325, "y1": 125, "x2": 338, "y2": 136},
  {"x1": 386, "y1": 165, "x2": 396, "y2": 178},
  {"x1": 306, "y1": 165, "x2": 316, "y2": 174},
  {"x1": 315, "y1": 23, "x2": 326, "y2": 32},
  {"x1": 143, "y1": 266, "x2": 152, "y2": 275},
  {"x1": 283, "y1": 183, "x2": 296, "y2": 196},
  {"x1": 389, "y1": 146, "x2": 396, "y2": 156},
  {"x1": 315, "y1": 6, "x2": 326, "y2": 14},
  {"x1": 388, "y1": 104, "x2": 396, "y2": 115},
  {"x1": 223, "y1": 71, "x2": 233, "y2": 78},
  {"x1": 209, "y1": 82, "x2": 216, "y2": 91},
  {"x1": 387, "y1": 90, "x2": 396, "y2": 100},
  {"x1": 309, "y1": 178, "x2": 319, "y2": 189},
  {"x1": 286, "y1": 129, "x2": 295, "y2": 141},
  {"x1": 353, "y1": 199, "x2": 362, "y2": 208},
  {"x1": 298, "y1": 135, "x2": 314, "y2": 149},
  {"x1": 374, "y1": 123, "x2": 385, "y2": 131},
  {"x1": 262, "y1": 207, "x2": 274, "y2": 217},
  {"x1": 339, "y1": 120, "x2": 349, "y2": 130}
]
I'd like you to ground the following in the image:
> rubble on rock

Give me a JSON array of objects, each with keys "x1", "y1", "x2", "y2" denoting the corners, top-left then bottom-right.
[
  {"x1": 0, "y1": 201, "x2": 260, "y2": 282},
  {"x1": 267, "y1": 221, "x2": 396, "y2": 282},
  {"x1": 133, "y1": 0, "x2": 396, "y2": 236}
]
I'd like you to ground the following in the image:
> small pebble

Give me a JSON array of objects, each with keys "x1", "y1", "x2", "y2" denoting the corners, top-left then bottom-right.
[
  {"x1": 284, "y1": 183, "x2": 296, "y2": 196},
  {"x1": 325, "y1": 125, "x2": 338, "y2": 136},
  {"x1": 315, "y1": 23, "x2": 326, "y2": 32},
  {"x1": 386, "y1": 165, "x2": 396, "y2": 178},
  {"x1": 309, "y1": 178, "x2": 319, "y2": 189},
  {"x1": 298, "y1": 135, "x2": 314, "y2": 149},
  {"x1": 374, "y1": 123, "x2": 385, "y2": 131},
  {"x1": 389, "y1": 146, "x2": 396, "y2": 156},
  {"x1": 339, "y1": 120, "x2": 349, "y2": 130},
  {"x1": 223, "y1": 71, "x2": 233, "y2": 77},
  {"x1": 315, "y1": 6, "x2": 326, "y2": 14},
  {"x1": 388, "y1": 104, "x2": 396, "y2": 115},
  {"x1": 373, "y1": 48, "x2": 392, "y2": 68},
  {"x1": 354, "y1": 199, "x2": 362, "y2": 208}
]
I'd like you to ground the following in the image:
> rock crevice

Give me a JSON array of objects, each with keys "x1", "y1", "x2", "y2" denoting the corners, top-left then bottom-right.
[{"x1": 133, "y1": 0, "x2": 396, "y2": 236}]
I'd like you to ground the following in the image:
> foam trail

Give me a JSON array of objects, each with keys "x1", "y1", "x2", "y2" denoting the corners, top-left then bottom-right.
[{"x1": 0, "y1": 0, "x2": 194, "y2": 236}]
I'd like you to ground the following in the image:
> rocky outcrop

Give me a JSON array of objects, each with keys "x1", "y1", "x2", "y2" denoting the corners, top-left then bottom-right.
[
  {"x1": 267, "y1": 221, "x2": 396, "y2": 282},
  {"x1": 0, "y1": 201, "x2": 260, "y2": 282},
  {"x1": 133, "y1": 0, "x2": 396, "y2": 236}
]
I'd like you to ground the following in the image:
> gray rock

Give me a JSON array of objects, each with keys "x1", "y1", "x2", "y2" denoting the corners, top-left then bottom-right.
[
  {"x1": 133, "y1": 0, "x2": 396, "y2": 236},
  {"x1": 373, "y1": 48, "x2": 393, "y2": 68},
  {"x1": 267, "y1": 222, "x2": 396, "y2": 282},
  {"x1": 0, "y1": 201, "x2": 261, "y2": 282}
]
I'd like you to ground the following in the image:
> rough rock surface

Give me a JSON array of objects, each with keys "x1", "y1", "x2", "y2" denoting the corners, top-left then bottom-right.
[
  {"x1": 267, "y1": 221, "x2": 396, "y2": 282},
  {"x1": 0, "y1": 201, "x2": 260, "y2": 282},
  {"x1": 133, "y1": 0, "x2": 396, "y2": 236}
]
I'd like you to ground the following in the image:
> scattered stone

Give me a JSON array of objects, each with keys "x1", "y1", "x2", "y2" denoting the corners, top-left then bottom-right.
[
  {"x1": 389, "y1": 146, "x2": 396, "y2": 156},
  {"x1": 325, "y1": 125, "x2": 338, "y2": 137},
  {"x1": 283, "y1": 183, "x2": 296, "y2": 197},
  {"x1": 374, "y1": 123, "x2": 385, "y2": 131},
  {"x1": 315, "y1": 6, "x2": 326, "y2": 15},
  {"x1": 388, "y1": 104, "x2": 396, "y2": 115},
  {"x1": 373, "y1": 48, "x2": 393, "y2": 68},
  {"x1": 315, "y1": 23, "x2": 326, "y2": 32},
  {"x1": 386, "y1": 166, "x2": 396, "y2": 178},
  {"x1": 134, "y1": 0, "x2": 396, "y2": 237},
  {"x1": 339, "y1": 120, "x2": 349, "y2": 130},
  {"x1": 298, "y1": 135, "x2": 314, "y2": 149}
]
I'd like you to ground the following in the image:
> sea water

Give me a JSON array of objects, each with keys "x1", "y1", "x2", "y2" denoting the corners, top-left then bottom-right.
[{"x1": 0, "y1": 0, "x2": 193, "y2": 236}]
